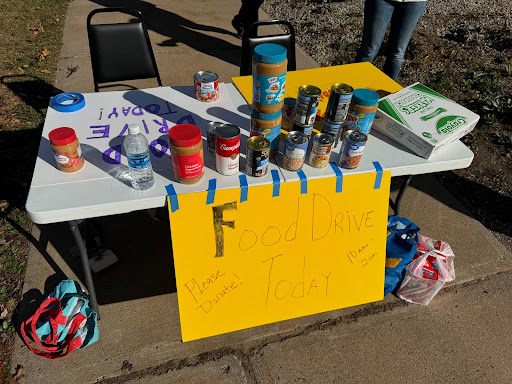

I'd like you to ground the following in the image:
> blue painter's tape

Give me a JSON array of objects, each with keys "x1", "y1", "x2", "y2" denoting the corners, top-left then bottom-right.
[
  {"x1": 373, "y1": 161, "x2": 383, "y2": 189},
  {"x1": 297, "y1": 170, "x2": 308, "y2": 194},
  {"x1": 206, "y1": 179, "x2": 217, "y2": 205},
  {"x1": 50, "y1": 92, "x2": 85, "y2": 112},
  {"x1": 239, "y1": 175, "x2": 248, "y2": 203},
  {"x1": 271, "y1": 170, "x2": 281, "y2": 197},
  {"x1": 165, "y1": 184, "x2": 179, "y2": 212},
  {"x1": 329, "y1": 162, "x2": 343, "y2": 193}
]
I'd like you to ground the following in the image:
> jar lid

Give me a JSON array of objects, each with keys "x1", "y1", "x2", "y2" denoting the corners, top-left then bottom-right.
[
  {"x1": 352, "y1": 89, "x2": 380, "y2": 107},
  {"x1": 168, "y1": 124, "x2": 202, "y2": 147},
  {"x1": 251, "y1": 108, "x2": 282, "y2": 121},
  {"x1": 253, "y1": 43, "x2": 287, "y2": 64},
  {"x1": 48, "y1": 127, "x2": 77, "y2": 146}
]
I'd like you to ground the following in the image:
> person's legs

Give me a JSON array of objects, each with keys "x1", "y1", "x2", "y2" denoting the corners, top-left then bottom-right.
[
  {"x1": 383, "y1": 1, "x2": 426, "y2": 80},
  {"x1": 232, "y1": 0, "x2": 264, "y2": 38},
  {"x1": 355, "y1": 0, "x2": 395, "y2": 63}
]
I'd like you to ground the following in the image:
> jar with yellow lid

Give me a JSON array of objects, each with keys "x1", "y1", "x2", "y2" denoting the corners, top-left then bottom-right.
[
  {"x1": 49, "y1": 127, "x2": 85, "y2": 172},
  {"x1": 252, "y1": 43, "x2": 287, "y2": 114}
]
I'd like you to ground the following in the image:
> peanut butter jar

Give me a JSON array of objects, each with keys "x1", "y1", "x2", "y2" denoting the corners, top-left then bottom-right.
[
  {"x1": 252, "y1": 43, "x2": 288, "y2": 114},
  {"x1": 48, "y1": 127, "x2": 84, "y2": 172}
]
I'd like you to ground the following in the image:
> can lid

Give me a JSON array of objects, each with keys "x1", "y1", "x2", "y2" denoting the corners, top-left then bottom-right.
[
  {"x1": 216, "y1": 124, "x2": 240, "y2": 139},
  {"x1": 168, "y1": 124, "x2": 202, "y2": 147},
  {"x1": 253, "y1": 43, "x2": 287, "y2": 64},
  {"x1": 251, "y1": 108, "x2": 282, "y2": 121},
  {"x1": 352, "y1": 89, "x2": 380, "y2": 106},
  {"x1": 48, "y1": 127, "x2": 77, "y2": 146}
]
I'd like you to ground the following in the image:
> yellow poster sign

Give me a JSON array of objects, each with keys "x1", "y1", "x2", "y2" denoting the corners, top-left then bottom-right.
[
  {"x1": 168, "y1": 170, "x2": 391, "y2": 342},
  {"x1": 232, "y1": 62, "x2": 403, "y2": 118}
]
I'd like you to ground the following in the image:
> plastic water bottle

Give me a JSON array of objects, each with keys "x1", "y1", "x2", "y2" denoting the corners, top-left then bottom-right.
[{"x1": 124, "y1": 124, "x2": 154, "y2": 190}]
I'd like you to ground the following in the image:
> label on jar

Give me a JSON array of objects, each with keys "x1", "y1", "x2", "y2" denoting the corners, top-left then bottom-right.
[
  {"x1": 127, "y1": 152, "x2": 151, "y2": 170},
  {"x1": 253, "y1": 73, "x2": 286, "y2": 105},
  {"x1": 53, "y1": 145, "x2": 84, "y2": 168},
  {"x1": 172, "y1": 152, "x2": 203, "y2": 179},
  {"x1": 250, "y1": 125, "x2": 281, "y2": 153},
  {"x1": 342, "y1": 107, "x2": 377, "y2": 135}
]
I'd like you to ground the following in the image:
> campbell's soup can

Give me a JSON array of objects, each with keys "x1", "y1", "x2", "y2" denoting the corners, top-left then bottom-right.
[
  {"x1": 337, "y1": 130, "x2": 368, "y2": 169},
  {"x1": 216, "y1": 124, "x2": 240, "y2": 175},
  {"x1": 194, "y1": 71, "x2": 219, "y2": 102}
]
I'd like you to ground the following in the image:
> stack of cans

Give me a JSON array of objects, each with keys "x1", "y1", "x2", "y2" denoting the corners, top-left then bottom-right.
[{"x1": 320, "y1": 83, "x2": 354, "y2": 148}]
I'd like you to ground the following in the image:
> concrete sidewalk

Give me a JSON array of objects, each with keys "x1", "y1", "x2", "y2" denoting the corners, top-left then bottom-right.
[{"x1": 13, "y1": 1, "x2": 512, "y2": 383}]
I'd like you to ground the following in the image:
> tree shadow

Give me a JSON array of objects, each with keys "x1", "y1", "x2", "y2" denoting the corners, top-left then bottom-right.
[{"x1": 89, "y1": 0, "x2": 242, "y2": 67}]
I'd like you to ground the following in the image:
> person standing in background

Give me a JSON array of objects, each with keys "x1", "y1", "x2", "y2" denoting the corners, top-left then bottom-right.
[
  {"x1": 232, "y1": 0, "x2": 265, "y2": 38},
  {"x1": 355, "y1": 0, "x2": 427, "y2": 80}
]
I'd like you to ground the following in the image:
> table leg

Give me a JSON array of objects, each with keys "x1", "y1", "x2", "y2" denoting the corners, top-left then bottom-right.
[
  {"x1": 394, "y1": 175, "x2": 413, "y2": 216},
  {"x1": 68, "y1": 220, "x2": 100, "y2": 319}
]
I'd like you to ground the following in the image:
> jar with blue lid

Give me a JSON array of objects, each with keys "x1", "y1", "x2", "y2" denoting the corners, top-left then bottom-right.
[
  {"x1": 341, "y1": 88, "x2": 380, "y2": 138},
  {"x1": 252, "y1": 43, "x2": 288, "y2": 114},
  {"x1": 250, "y1": 108, "x2": 282, "y2": 159}
]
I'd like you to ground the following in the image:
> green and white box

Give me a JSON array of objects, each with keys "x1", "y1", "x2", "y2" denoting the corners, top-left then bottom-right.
[{"x1": 373, "y1": 83, "x2": 480, "y2": 159}]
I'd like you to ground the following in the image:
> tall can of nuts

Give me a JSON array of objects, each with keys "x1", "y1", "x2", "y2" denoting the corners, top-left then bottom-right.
[
  {"x1": 282, "y1": 131, "x2": 309, "y2": 171},
  {"x1": 216, "y1": 124, "x2": 240, "y2": 175}
]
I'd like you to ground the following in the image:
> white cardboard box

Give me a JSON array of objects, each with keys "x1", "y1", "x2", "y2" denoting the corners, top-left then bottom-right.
[{"x1": 372, "y1": 83, "x2": 480, "y2": 159}]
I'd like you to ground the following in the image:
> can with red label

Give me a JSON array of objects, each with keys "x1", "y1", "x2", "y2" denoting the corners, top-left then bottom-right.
[
  {"x1": 194, "y1": 71, "x2": 219, "y2": 102},
  {"x1": 216, "y1": 124, "x2": 240, "y2": 175}
]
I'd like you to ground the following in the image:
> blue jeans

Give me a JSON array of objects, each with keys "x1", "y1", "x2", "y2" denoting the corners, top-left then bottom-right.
[{"x1": 355, "y1": 0, "x2": 426, "y2": 80}]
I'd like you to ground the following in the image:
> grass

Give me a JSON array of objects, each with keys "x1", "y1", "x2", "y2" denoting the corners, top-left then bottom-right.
[{"x1": 0, "y1": 0, "x2": 69, "y2": 380}]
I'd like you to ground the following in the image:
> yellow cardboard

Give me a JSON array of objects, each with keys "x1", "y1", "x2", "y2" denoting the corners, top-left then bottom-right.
[
  {"x1": 168, "y1": 170, "x2": 391, "y2": 342},
  {"x1": 232, "y1": 62, "x2": 403, "y2": 118}
]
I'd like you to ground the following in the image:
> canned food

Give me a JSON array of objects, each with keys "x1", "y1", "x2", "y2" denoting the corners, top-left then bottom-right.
[
  {"x1": 291, "y1": 121, "x2": 314, "y2": 139},
  {"x1": 308, "y1": 133, "x2": 334, "y2": 169},
  {"x1": 194, "y1": 71, "x2": 219, "y2": 102},
  {"x1": 320, "y1": 118, "x2": 343, "y2": 147},
  {"x1": 282, "y1": 97, "x2": 296, "y2": 120},
  {"x1": 337, "y1": 130, "x2": 368, "y2": 169},
  {"x1": 292, "y1": 85, "x2": 321, "y2": 126},
  {"x1": 216, "y1": 124, "x2": 240, "y2": 175},
  {"x1": 246, "y1": 136, "x2": 270, "y2": 177},
  {"x1": 341, "y1": 88, "x2": 380, "y2": 136},
  {"x1": 324, "y1": 83, "x2": 354, "y2": 122},
  {"x1": 282, "y1": 131, "x2": 309, "y2": 171},
  {"x1": 206, "y1": 121, "x2": 223, "y2": 156}
]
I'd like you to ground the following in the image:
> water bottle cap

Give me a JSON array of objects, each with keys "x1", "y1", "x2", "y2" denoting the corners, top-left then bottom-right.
[{"x1": 128, "y1": 124, "x2": 140, "y2": 135}]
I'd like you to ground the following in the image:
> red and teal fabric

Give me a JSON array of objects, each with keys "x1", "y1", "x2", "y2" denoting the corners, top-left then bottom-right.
[{"x1": 21, "y1": 279, "x2": 99, "y2": 359}]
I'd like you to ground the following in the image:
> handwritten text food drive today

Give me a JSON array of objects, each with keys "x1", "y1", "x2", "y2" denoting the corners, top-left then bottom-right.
[{"x1": 184, "y1": 194, "x2": 376, "y2": 314}]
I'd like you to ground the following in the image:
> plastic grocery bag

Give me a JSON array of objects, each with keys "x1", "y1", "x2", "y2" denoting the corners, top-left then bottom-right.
[
  {"x1": 384, "y1": 215, "x2": 420, "y2": 296},
  {"x1": 397, "y1": 235, "x2": 455, "y2": 305},
  {"x1": 21, "y1": 279, "x2": 99, "y2": 359}
]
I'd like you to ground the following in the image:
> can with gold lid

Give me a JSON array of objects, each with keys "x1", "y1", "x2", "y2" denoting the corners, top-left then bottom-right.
[
  {"x1": 324, "y1": 83, "x2": 354, "y2": 122},
  {"x1": 246, "y1": 136, "x2": 270, "y2": 177}
]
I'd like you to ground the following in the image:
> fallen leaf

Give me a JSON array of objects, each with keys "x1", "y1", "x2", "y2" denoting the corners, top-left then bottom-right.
[
  {"x1": 221, "y1": 364, "x2": 230, "y2": 373},
  {"x1": 40, "y1": 69, "x2": 51, "y2": 74},
  {"x1": 12, "y1": 365, "x2": 24, "y2": 381},
  {"x1": 0, "y1": 201, "x2": 8, "y2": 212},
  {"x1": 0, "y1": 306, "x2": 8, "y2": 320},
  {"x1": 36, "y1": 48, "x2": 49, "y2": 62},
  {"x1": 0, "y1": 333, "x2": 7, "y2": 343},
  {"x1": 120, "y1": 360, "x2": 133, "y2": 374}
]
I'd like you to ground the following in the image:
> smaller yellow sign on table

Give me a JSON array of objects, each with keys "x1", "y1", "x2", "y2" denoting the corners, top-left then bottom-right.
[
  {"x1": 232, "y1": 62, "x2": 402, "y2": 118},
  {"x1": 168, "y1": 169, "x2": 391, "y2": 341}
]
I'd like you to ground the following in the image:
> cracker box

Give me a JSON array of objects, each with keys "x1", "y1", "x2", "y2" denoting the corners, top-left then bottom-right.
[{"x1": 372, "y1": 83, "x2": 480, "y2": 159}]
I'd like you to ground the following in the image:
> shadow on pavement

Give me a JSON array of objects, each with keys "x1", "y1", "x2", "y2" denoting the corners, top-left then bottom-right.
[{"x1": 89, "y1": 0, "x2": 241, "y2": 66}]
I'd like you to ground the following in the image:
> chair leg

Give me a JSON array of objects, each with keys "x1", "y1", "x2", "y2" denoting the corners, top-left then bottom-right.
[
  {"x1": 394, "y1": 175, "x2": 413, "y2": 216},
  {"x1": 69, "y1": 220, "x2": 100, "y2": 319}
]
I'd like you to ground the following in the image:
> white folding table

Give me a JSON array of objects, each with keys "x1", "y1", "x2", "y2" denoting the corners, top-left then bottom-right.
[{"x1": 26, "y1": 83, "x2": 474, "y2": 316}]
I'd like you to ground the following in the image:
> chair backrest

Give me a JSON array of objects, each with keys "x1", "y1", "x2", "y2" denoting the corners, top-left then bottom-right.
[
  {"x1": 240, "y1": 20, "x2": 297, "y2": 76},
  {"x1": 86, "y1": 8, "x2": 162, "y2": 92}
]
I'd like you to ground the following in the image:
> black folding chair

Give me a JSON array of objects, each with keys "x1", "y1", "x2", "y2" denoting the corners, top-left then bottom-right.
[
  {"x1": 87, "y1": 7, "x2": 162, "y2": 92},
  {"x1": 240, "y1": 20, "x2": 297, "y2": 76}
]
